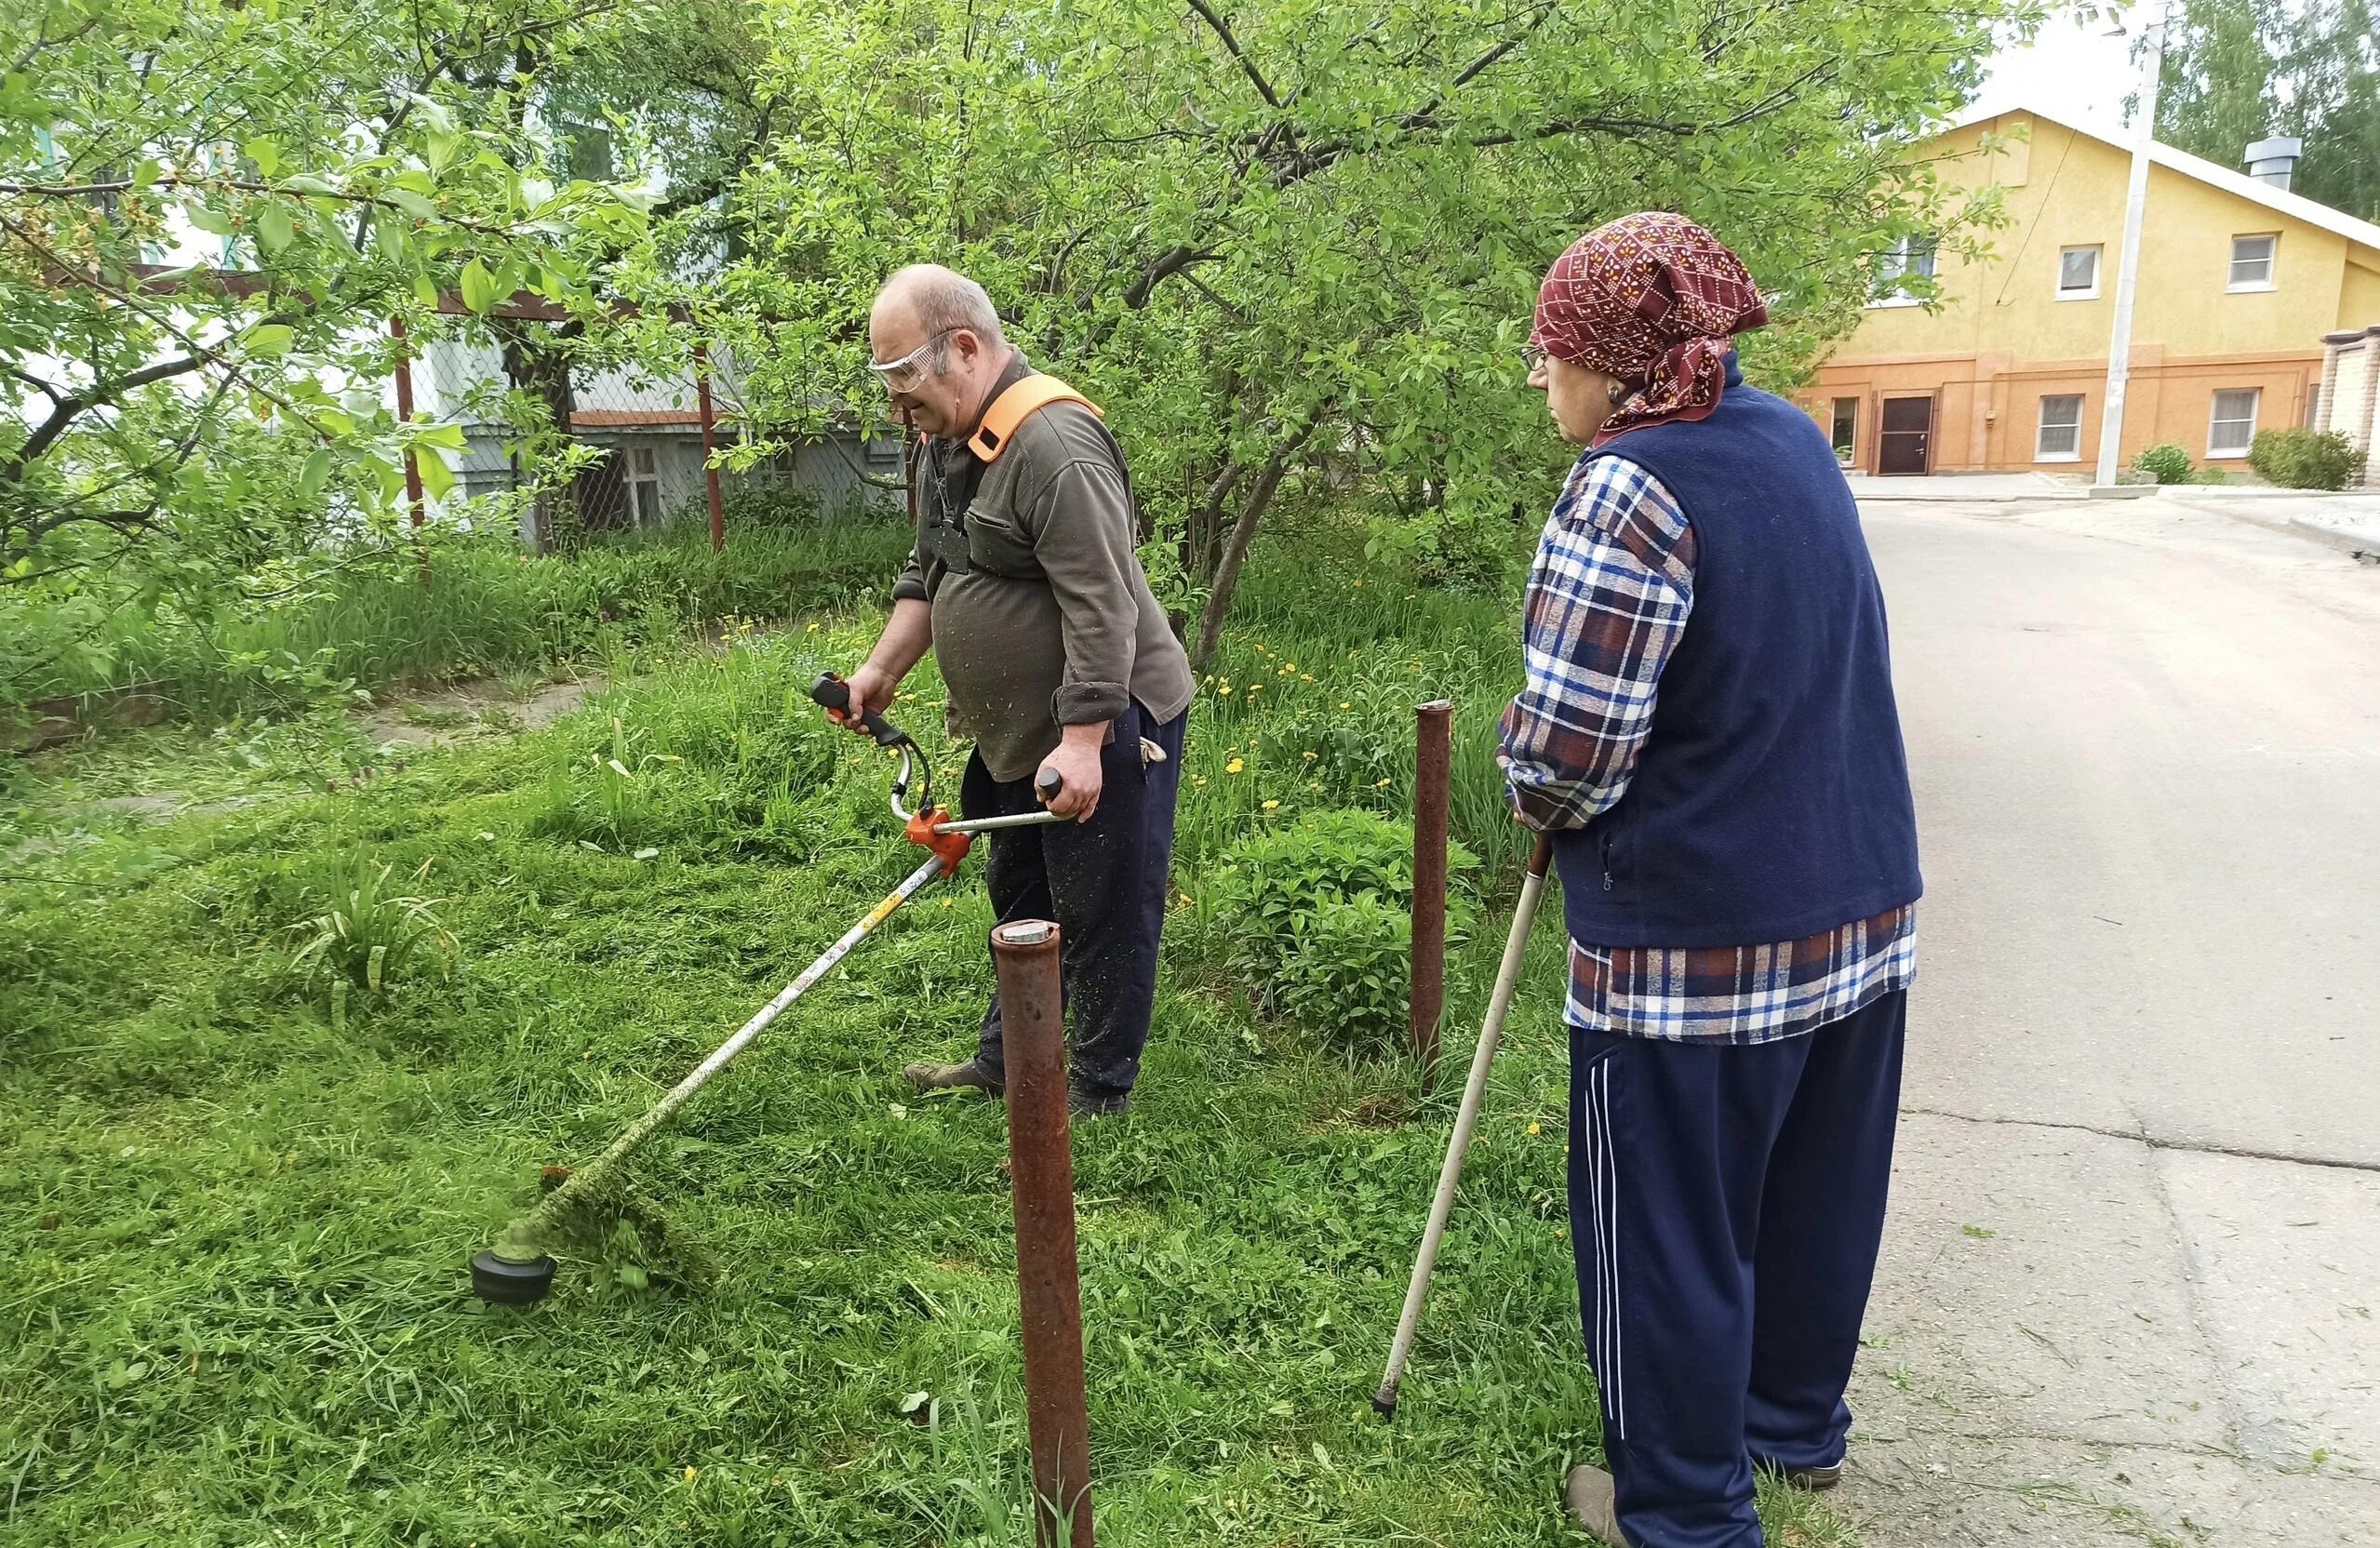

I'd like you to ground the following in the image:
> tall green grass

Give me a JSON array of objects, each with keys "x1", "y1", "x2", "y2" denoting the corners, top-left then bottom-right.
[{"x1": 3, "y1": 514, "x2": 915, "y2": 721}]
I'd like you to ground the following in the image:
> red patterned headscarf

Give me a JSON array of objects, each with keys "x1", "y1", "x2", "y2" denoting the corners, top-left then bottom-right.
[{"x1": 1530, "y1": 212, "x2": 1769, "y2": 444}]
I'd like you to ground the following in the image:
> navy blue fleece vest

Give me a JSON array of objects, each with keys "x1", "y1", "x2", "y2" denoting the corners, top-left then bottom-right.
[{"x1": 1553, "y1": 362, "x2": 1921, "y2": 949}]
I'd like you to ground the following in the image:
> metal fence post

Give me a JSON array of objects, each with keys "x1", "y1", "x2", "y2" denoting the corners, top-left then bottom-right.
[
  {"x1": 1411, "y1": 700, "x2": 1453, "y2": 1087},
  {"x1": 988, "y1": 920, "x2": 1094, "y2": 1548}
]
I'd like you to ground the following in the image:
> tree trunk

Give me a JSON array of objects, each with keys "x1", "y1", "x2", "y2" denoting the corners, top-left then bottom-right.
[
  {"x1": 1191, "y1": 429, "x2": 1307, "y2": 671},
  {"x1": 1186, "y1": 458, "x2": 1244, "y2": 582},
  {"x1": 495, "y1": 318, "x2": 603, "y2": 541}
]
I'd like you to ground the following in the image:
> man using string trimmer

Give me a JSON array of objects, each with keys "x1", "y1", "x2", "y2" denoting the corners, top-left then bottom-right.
[{"x1": 829, "y1": 264, "x2": 1193, "y2": 1119}]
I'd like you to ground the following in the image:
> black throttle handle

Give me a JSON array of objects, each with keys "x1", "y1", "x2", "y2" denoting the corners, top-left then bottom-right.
[
  {"x1": 810, "y1": 672, "x2": 909, "y2": 749},
  {"x1": 1036, "y1": 767, "x2": 1063, "y2": 805}
]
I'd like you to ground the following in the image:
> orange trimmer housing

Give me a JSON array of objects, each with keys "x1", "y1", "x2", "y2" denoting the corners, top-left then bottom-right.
[{"x1": 906, "y1": 807, "x2": 974, "y2": 875}]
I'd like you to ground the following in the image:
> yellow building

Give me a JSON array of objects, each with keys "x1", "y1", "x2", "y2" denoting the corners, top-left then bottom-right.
[{"x1": 1804, "y1": 103, "x2": 2380, "y2": 477}]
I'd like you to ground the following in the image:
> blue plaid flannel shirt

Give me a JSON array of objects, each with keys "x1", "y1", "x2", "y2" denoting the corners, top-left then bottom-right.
[{"x1": 1499, "y1": 454, "x2": 1916, "y2": 1043}]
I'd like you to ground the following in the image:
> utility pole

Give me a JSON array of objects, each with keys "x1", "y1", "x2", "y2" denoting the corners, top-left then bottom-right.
[{"x1": 2094, "y1": 2, "x2": 2171, "y2": 488}]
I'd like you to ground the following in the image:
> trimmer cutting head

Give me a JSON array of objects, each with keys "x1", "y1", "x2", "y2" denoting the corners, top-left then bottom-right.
[{"x1": 471, "y1": 1249, "x2": 557, "y2": 1304}]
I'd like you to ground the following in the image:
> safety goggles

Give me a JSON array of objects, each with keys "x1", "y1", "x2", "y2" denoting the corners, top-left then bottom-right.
[{"x1": 866, "y1": 328, "x2": 958, "y2": 393}]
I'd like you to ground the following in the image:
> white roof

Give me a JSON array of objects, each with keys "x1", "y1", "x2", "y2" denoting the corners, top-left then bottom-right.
[{"x1": 1939, "y1": 101, "x2": 2380, "y2": 254}]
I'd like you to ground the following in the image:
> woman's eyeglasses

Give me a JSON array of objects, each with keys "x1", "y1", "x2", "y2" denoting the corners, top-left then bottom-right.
[{"x1": 1517, "y1": 345, "x2": 1549, "y2": 376}]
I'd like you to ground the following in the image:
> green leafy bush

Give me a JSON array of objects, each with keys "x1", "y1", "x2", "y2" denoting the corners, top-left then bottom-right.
[
  {"x1": 2250, "y1": 429, "x2": 2365, "y2": 491},
  {"x1": 1271, "y1": 892, "x2": 1414, "y2": 1049},
  {"x1": 2133, "y1": 444, "x2": 2194, "y2": 485},
  {"x1": 1207, "y1": 808, "x2": 1476, "y2": 1051}
]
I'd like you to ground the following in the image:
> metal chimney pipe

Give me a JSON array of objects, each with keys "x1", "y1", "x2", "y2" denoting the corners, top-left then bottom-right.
[{"x1": 2244, "y1": 136, "x2": 2303, "y2": 192}]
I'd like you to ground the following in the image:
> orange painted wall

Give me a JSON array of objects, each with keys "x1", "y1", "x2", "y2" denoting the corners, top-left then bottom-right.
[{"x1": 1804, "y1": 351, "x2": 2320, "y2": 474}]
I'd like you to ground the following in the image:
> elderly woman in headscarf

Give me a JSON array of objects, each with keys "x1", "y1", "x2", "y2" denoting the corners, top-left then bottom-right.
[{"x1": 1498, "y1": 213, "x2": 1924, "y2": 1547}]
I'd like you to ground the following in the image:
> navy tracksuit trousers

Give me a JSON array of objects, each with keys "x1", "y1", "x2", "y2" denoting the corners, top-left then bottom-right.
[
  {"x1": 1570, "y1": 990, "x2": 1906, "y2": 1548},
  {"x1": 961, "y1": 699, "x2": 1185, "y2": 1099}
]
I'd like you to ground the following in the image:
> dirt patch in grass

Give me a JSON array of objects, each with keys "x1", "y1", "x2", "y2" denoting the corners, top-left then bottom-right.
[{"x1": 360, "y1": 674, "x2": 593, "y2": 746}]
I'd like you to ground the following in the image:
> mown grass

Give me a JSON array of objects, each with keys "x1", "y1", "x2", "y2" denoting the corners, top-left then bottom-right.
[{"x1": 0, "y1": 512, "x2": 1858, "y2": 1546}]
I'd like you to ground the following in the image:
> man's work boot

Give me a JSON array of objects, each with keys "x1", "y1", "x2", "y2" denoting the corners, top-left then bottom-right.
[
  {"x1": 1774, "y1": 1461, "x2": 1841, "y2": 1491},
  {"x1": 1565, "y1": 1465, "x2": 1627, "y2": 1545},
  {"x1": 903, "y1": 1059, "x2": 1002, "y2": 1098},
  {"x1": 1068, "y1": 1083, "x2": 1131, "y2": 1120}
]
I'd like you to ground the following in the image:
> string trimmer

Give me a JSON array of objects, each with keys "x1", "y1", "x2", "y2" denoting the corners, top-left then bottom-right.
[{"x1": 469, "y1": 673, "x2": 1063, "y2": 1304}]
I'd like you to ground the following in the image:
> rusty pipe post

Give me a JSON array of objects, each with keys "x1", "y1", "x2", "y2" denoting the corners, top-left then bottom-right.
[
  {"x1": 695, "y1": 340, "x2": 726, "y2": 554},
  {"x1": 1411, "y1": 700, "x2": 1453, "y2": 1087},
  {"x1": 989, "y1": 920, "x2": 1094, "y2": 1548}
]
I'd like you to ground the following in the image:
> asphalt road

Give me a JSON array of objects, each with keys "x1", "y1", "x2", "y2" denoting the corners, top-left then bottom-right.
[{"x1": 1842, "y1": 495, "x2": 2380, "y2": 1546}]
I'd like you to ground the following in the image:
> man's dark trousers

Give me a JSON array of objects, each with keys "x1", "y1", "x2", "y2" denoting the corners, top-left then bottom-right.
[
  {"x1": 961, "y1": 698, "x2": 1185, "y2": 1099},
  {"x1": 1570, "y1": 991, "x2": 1906, "y2": 1548}
]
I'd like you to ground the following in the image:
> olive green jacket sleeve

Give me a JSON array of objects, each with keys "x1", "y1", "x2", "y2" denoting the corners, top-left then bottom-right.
[{"x1": 1017, "y1": 451, "x2": 1139, "y2": 726}]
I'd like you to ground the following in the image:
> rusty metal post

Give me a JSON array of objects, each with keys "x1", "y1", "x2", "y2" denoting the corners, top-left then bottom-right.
[
  {"x1": 1411, "y1": 700, "x2": 1453, "y2": 1087},
  {"x1": 989, "y1": 920, "x2": 1093, "y2": 1548},
  {"x1": 389, "y1": 315, "x2": 431, "y2": 585},
  {"x1": 695, "y1": 340, "x2": 725, "y2": 554}
]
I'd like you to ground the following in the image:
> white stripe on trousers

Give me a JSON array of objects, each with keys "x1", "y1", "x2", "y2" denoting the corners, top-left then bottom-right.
[{"x1": 1584, "y1": 1057, "x2": 1626, "y2": 1440}]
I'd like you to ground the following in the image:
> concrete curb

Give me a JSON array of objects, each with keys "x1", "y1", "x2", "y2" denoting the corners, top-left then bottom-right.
[
  {"x1": 2193, "y1": 496, "x2": 2380, "y2": 562},
  {"x1": 2285, "y1": 518, "x2": 2380, "y2": 562},
  {"x1": 1850, "y1": 489, "x2": 2089, "y2": 504}
]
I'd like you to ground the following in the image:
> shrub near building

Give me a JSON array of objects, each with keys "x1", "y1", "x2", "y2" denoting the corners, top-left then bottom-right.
[{"x1": 2249, "y1": 429, "x2": 2367, "y2": 491}]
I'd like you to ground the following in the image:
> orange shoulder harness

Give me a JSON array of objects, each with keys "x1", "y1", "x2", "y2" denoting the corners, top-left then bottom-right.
[{"x1": 967, "y1": 375, "x2": 1103, "y2": 463}]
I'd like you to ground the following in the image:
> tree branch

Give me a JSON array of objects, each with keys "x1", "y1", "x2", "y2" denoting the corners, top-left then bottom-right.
[
  {"x1": 1183, "y1": 0, "x2": 1282, "y2": 109},
  {"x1": 1122, "y1": 244, "x2": 1223, "y2": 308},
  {"x1": 3, "y1": 353, "x2": 208, "y2": 477}
]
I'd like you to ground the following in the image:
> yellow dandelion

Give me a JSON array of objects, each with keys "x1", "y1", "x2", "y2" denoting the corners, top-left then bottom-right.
[
  {"x1": 1218, "y1": 686, "x2": 1233, "y2": 696},
  {"x1": 1225, "y1": 758, "x2": 1245, "y2": 774},
  {"x1": 1301, "y1": 674, "x2": 1315, "y2": 682},
  {"x1": 1375, "y1": 778, "x2": 1393, "y2": 788},
  {"x1": 1247, "y1": 681, "x2": 1263, "y2": 693},
  {"x1": 1194, "y1": 776, "x2": 1208, "y2": 786},
  {"x1": 1354, "y1": 580, "x2": 1364, "y2": 588},
  {"x1": 1526, "y1": 1122, "x2": 1542, "y2": 1136},
  {"x1": 1277, "y1": 664, "x2": 1293, "y2": 676},
  {"x1": 1262, "y1": 799, "x2": 1280, "y2": 810},
  {"x1": 806, "y1": 621, "x2": 820, "y2": 633},
  {"x1": 684, "y1": 1466, "x2": 699, "y2": 1481},
  {"x1": 1302, "y1": 751, "x2": 1317, "y2": 760},
  {"x1": 1340, "y1": 701, "x2": 1352, "y2": 710}
]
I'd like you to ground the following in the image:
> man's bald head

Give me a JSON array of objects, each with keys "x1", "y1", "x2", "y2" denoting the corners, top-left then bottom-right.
[
  {"x1": 868, "y1": 264, "x2": 1013, "y2": 440},
  {"x1": 872, "y1": 264, "x2": 1006, "y2": 349}
]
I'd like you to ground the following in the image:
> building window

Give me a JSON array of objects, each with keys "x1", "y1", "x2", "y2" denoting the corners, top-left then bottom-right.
[
  {"x1": 1870, "y1": 234, "x2": 1937, "y2": 305},
  {"x1": 2056, "y1": 246, "x2": 2101, "y2": 299},
  {"x1": 2227, "y1": 234, "x2": 2277, "y2": 291},
  {"x1": 561, "y1": 120, "x2": 616, "y2": 183},
  {"x1": 2036, "y1": 394, "x2": 2085, "y2": 461},
  {"x1": 2208, "y1": 389, "x2": 2261, "y2": 458},
  {"x1": 627, "y1": 445, "x2": 662, "y2": 522},
  {"x1": 1829, "y1": 398, "x2": 1858, "y2": 463}
]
